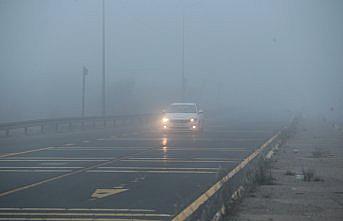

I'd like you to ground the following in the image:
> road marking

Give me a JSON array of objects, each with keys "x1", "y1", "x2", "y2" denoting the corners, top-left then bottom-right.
[
  {"x1": 0, "y1": 208, "x2": 155, "y2": 212},
  {"x1": 99, "y1": 137, "x2": 265, "y2": 142},
  {"x1": 122, "y1": 157, "x2": 239, "y2": 160},
  {"x1": 50, "y1": 148, "x2": 151, "y2": 151},
  {"x1": 98, "y1": 166, "x2": 220, "y2": 170},
  {"x1": 0, "y1": 147, "x2": 54, "y2": 158},
  {"x1": 0, "y1": 147, "x2": 155, "y2": 198},
  {"x1": 87, "y1": 170, "x2": 217, "y2": 174},
  {"x1": 53, "y1": 147, "x2": 152, "y2": 149},
  {"x1": 2, "y1": 157, "x2": 116, "y2": 159},
  {"x1": 204, "y1": 129, "x2": 271, "y2": 133},
  {"x1": 0, "y1": 169, "x2": 72, "y2": 173},
  {"x1": 172, "y1": 131, "x2": 281, "y2": 221},
  {"x1": 0, "y1": 212, "x2": 170, "y2": 217},
  {"x1": 91, "y1": 188, "x2": 128, "y2": 199},
  {"x1": 194, "y1": 157, "x2": 241, "y2": 161},
  {"x1": 0, "y1": 218, "x2": 158, "y2": 221},
  {"x1": 0, "y1": 167, "x2": 83, "y2": 169},
  {"x1": 95, "y1": 138, "x2": 107, "y2": 141},
  {"x1": 0, "y1": 159, "x2": 107, "y2": 162},
  {"x1": 158, "y1": 148, "x2": 247, "y2": 151},
  {"x1": 40, "y1": 162, "x2": 68, "y2": 165},
  {"x1": 0, "y1": 168, "x2": 219, "y2": 174},
  {"x1": 64, "y1": 143, "x2": 75, "y2": 146},
  {"x1": 48, "y1": 146, "x2": 246, "y2": 151},
  {"x1": 0, "y1": 157, "x2": 239, "y2": 163},
  {"x1": 121, "y1": 159, "x2": 237, "y2": 163}
]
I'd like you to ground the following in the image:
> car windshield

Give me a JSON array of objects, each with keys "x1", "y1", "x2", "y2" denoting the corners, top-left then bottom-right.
[{"x1": 167, "y1": 105, "x2": 196, "y2": 113}]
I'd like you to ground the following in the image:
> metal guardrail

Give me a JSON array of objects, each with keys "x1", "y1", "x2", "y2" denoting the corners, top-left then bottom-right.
[{"x1": 0, "y1": 114, "x2": 157, "y2": 137}]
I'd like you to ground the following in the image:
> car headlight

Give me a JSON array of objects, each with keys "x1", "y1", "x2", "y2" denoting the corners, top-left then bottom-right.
[
  {"x1": 162, "y1": 117, "x2": 169, "y2": 123},
  {"x1": 190, "y1": 118, "x2": 197, "y2": 122}
]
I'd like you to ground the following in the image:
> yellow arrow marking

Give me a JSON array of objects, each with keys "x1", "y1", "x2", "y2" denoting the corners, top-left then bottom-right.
[{"x1": 91, "y1": 188, "x2": 128, "y2": 199}]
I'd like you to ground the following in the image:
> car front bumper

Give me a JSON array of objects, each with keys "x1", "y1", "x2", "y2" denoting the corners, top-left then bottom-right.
[{"x1": 162, "y1": 122, "x2": 199, "y2": 132}]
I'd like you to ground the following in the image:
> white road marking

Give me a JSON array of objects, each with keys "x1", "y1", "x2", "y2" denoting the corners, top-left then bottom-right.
[
  {"x1": 0, "y1": 169, "x2": 72, "y2": 173},
  {"x1": 87, "y1": 170, "x2": 217, "y2": 174}
]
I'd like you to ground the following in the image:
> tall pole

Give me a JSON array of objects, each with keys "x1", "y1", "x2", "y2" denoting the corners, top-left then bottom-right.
[
  {"x1": 181, "y1": 7, "x2": 186, "y2": 101},
  {"x1": 82, "y1": 66, "x2": 88, "y2": 117},
  {"x1": 102, "y1": 0, "x2": 106, "y2": 116}
]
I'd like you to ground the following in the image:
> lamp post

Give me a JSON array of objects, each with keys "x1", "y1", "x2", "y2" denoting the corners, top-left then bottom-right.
[
  {"x1": 82, "y1": 66, "x2": 88, "y2": 117},
  {"x1": 181, "y1": 7, "x2": 186, "y2": 101},
  {"x1": 101, "y1": 0, "x2": 106, "y2": 116}
]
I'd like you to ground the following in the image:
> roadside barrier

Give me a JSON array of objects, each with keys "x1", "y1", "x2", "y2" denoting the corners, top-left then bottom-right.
[
  {"x1": 0, "y1": 114, "x2": 157, "y2": 137},
  {"x1": 172, "y1": 116, "x2": 299, "y2": 221}
]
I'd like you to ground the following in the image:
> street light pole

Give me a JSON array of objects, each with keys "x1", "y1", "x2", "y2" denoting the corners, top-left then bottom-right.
[
  {"x1": 82, "y1": 66, "x2": 88, "y2": 117},
  {"x1": 101, "y1": 0, "x2": 106, "y2": 116},
  {"x1": 181, "y1": 7, "x2": 186, "y2": 101}
]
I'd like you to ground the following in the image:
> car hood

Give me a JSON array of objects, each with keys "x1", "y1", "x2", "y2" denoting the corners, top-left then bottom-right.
[{"x1": 164, "y1": 113, "x2": 198, "y2": 120}]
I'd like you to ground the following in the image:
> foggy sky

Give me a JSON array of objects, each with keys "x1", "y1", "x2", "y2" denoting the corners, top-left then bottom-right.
[{"x1": 1, "y1": 0, "x2": 342, "y2": 122}]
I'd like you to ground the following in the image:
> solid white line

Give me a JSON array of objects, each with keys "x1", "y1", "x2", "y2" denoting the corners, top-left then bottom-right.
[
  {"x1": 98, "y1": 166, "x2": 220, "y2": 170},
  {"x1": 87, "y1": 170, "x2": 216, "y2": 174},
  {"x1": 158, "y1": 148, "x2": 247, "y2": 151},
  {"x1": 0, "y1": 219, "x2": 159, "y2": 221},
  {"x1": 52, "y1": 147, "x2": 151, "y2": 150},
  {"x1": 0, "y1": 212, "x2": 171, "y2": 217},
  {"x1": 121, "y1": 159, "x2": 237, "y2": 163},
  {"x1": 4, "y1": 157, "x2": 117, "y2": 159},
  {"x1": 0, "y1": 208, "x2": 155, "y2": 212},
  {"x1": 0, "y1": 159, "x2": 107, "y2": 162},
  {"x1": 0, "y1": 169, "x2": 72, "y2": 173},
  {"x1": 0, "y1": 167, "x2": 83, "y2": 169}
]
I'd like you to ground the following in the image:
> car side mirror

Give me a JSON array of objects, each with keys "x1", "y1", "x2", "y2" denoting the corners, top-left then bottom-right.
[{"x1": 198, "y1": 109, "x2": 203, "y2": 114}]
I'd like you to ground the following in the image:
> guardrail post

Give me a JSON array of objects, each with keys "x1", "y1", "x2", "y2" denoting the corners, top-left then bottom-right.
[
  {"x1": 24, "y1": 127, "x2": 28, "y2": 135},
  {"x1": 55, "y1": 123, "x2": 59, "y2": 133},
  {"x1": 6, "y1": 129, "x2": 10, "y2": 137}
]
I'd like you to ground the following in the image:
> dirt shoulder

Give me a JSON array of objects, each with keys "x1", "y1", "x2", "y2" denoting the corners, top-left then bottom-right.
[{"x1": 229, "y1": 117, "x2": 343, "y2": 221}]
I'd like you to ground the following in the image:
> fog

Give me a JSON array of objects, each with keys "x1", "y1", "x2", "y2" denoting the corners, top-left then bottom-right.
[{"x1": 1, "y1": 0, "x2": 342, "y2": 122}]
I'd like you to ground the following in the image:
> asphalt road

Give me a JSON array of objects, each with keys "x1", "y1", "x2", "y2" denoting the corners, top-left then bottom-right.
[{"x1": 0, "y1": 118, "x2": 285, "y2": 220}]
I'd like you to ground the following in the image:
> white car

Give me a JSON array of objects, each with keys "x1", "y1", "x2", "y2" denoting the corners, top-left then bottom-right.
[{"x1": 161, "y1": 103, "x2": 204, "y2": 132}]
